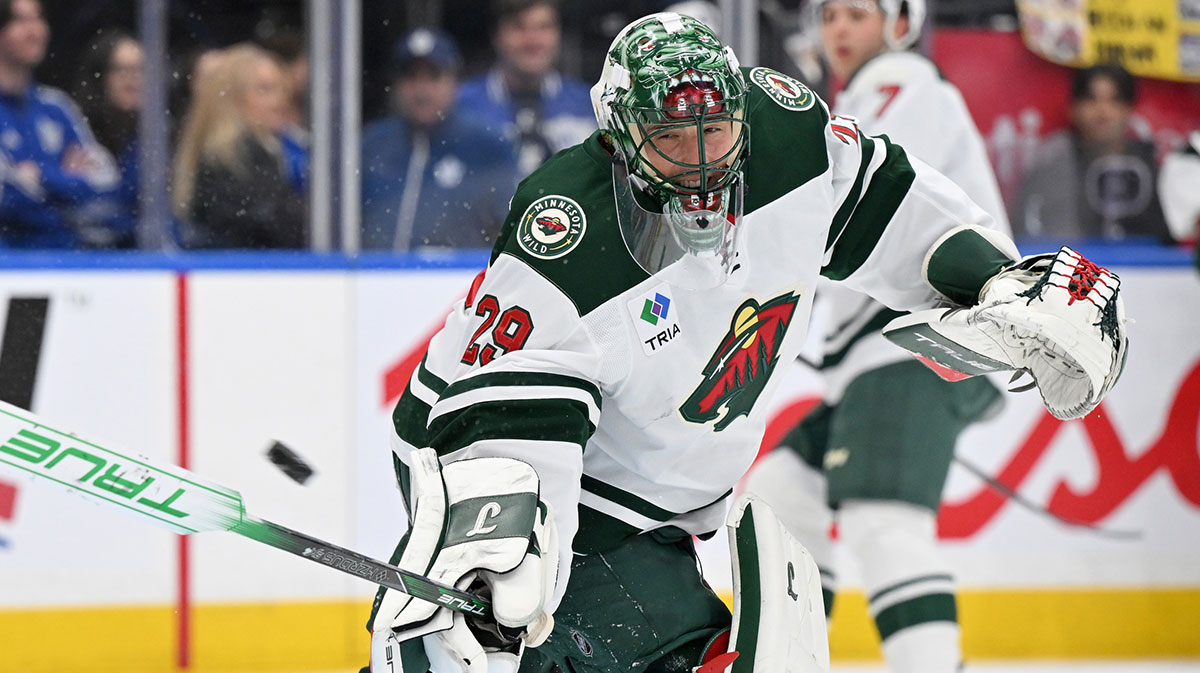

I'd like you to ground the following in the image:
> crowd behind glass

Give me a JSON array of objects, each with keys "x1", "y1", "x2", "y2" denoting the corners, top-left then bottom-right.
[{"x1": 0, "y1": 0, "x2": 1196, "y2": 253}]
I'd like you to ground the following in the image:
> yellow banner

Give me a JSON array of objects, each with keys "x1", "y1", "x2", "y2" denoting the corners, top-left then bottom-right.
[{"x1": 1017, "y1": 0, "x2": 1200, "y2": 82}]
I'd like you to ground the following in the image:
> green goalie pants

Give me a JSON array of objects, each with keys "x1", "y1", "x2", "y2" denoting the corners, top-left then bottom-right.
[
  {"x1": 519, "y1": 531, "x2": 731, "y2": 673},
  {"x1": 364, "y1": 530, "x2": 731, "y2": 673}
]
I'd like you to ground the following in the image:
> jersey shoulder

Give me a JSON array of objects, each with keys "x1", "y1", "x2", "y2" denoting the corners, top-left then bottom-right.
[
  {"x1": 850, "y1": 51, "x2": 940, "y2": 90},
  {"x1": 740, "y1": 66, "x2": 832, "y2": 213},
  {"x1": 494, "y1": 132, "x2": 647, "y2": 316}
]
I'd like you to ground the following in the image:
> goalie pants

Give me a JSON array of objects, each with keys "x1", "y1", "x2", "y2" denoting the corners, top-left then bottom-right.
[{"x1": 519, "y1": 531, "x2": 731, "y2": 673}]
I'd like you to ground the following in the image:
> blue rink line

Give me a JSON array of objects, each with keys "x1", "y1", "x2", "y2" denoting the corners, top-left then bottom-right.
[
  {"x1": 0, "y1": 249, "x2": 492, "y2": 271},
  {"x1": 0, "y1": 240, "x2": 1190, "y2": 270}
]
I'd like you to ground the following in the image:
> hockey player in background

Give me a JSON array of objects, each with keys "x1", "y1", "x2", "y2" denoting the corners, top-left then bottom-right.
[
  {"x1": 743, "y1": 2, "x2": 1010, "y2": 672},
  {"x1": 363, "y1": 12, "x2": 1126, "y2": 673}
]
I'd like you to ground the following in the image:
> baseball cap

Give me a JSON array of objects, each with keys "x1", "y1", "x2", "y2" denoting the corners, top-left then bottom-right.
[{"x1": 392, "y1": 28, "x2": 461, "y2": 73}]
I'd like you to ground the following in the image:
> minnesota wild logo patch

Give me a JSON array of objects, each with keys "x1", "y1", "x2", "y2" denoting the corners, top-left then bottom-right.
[
  {"x1": 749, "y1": 67, "x2": 814, "y2": 111},
  {"x1": 517, "y1": 195, "x2": 587, "y2": 260}
]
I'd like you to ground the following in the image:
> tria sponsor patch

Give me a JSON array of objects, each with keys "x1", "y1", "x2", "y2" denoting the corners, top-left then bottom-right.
[{"x1": 628, "y1": 283, "x2": 681, "y2": 356}]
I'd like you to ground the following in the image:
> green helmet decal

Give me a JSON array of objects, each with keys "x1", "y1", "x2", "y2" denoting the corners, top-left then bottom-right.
[{"x1": 591, "y1": 13, "x2": 749, "y2": 204}]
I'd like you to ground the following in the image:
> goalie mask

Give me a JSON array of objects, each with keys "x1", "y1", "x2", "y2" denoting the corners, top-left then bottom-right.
[{"x1": 591, "y1": 12, "x2": 749, "y2": 288}]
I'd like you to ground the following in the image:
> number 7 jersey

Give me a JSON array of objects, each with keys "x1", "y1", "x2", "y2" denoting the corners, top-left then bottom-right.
[{"x1": 387, "y1": 67, "x2": 1014, "y2": 604}]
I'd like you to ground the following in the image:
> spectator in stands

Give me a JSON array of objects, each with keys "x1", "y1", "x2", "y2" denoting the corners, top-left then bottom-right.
[
  {"x1": 361, "y1": 28, "x2": 517, "y2": 251},
  {"x1": 1158, "y1": 131, "x2": 1200, "y2": 271},
  {"x1": 169, "y1": 46, "x2": 222, "y2": 126},
  {"x1": 1013, "y1": 63, "x2": 1172, "y2": 242},
  {"x1": 74, "y1": 29, "x2": 142, "y2": 248},
  {"x1": 258, "y1": 27, "x2": 308, "y2": 194},
  {"x1": 0, "y1": 0, "x2": 125, "y2": 248},
  {"x1": 458, "y1": 0, "x2": 594, "y2": 176},
  {"x1": 172, "y1": 44, "x2": 306, "y2": 249}
]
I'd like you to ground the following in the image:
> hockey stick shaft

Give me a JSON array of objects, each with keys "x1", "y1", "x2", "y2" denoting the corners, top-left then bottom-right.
[
  {"x1": 231, "y1": 517, "x2": 489, "y2": 617},
  {"x1": 0, "y1": 400, "x2": 490, "y2": 617},
  {"x1": 953, "y1": 454, "x2": 1140, "y2": 540}
]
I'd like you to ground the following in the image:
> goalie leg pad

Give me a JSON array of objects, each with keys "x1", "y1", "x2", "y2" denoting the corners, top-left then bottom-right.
[{"x1": 726, "y1": 494, "x2": 830, "y2": 673}]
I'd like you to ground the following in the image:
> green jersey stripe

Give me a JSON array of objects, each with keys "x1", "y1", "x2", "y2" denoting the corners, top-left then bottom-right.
[
  {"x1": 825, "y1": 127, "x2": 876, "y2": 251},
  {"x1": 821, "y1": 136, "x2": 917, "y2": 281},
  {"x1": 430, "y1": 384, "x2": 600, "y2": 428},
  {"x1": 581, "y1": 474, "x2": 675, "y2": 521},
  {"x1": 925, "y1": 227, "x2": 1017, "y2": 305},
  {"x1": 407, "y1": 358, "x2": 444, "y2": 407},
  {"x1": 821, "y1": 305, "x2": 906, "y2": 369},
  {"x1": 441, "y1": 370, "x2": 602, "y2": 412},
  {"x1": 417, "y1": 355, "x2": 448, "y2": 396},
  {"x1": 392, "y1": 386, "x2": 433, "y2": 451},
  {"x1": 427, "y1": 398, "x2": 595, "y2": 457},
  {"x1": 580, "y1": 474, "x2": 733, "y2": 525}
]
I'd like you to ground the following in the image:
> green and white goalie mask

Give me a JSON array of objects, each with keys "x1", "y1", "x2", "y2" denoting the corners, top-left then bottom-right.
[{"x1": 592, "y1": 12, "x2": 750, "y2": 288}]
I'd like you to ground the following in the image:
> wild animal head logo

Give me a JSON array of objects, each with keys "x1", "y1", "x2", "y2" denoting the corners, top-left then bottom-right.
[
  {"x1": 536, "y1": 216, "x2": 568, "y2": 236},
  {"x1": 680, "y1": 292, "x2": 800, "y2": 431}
]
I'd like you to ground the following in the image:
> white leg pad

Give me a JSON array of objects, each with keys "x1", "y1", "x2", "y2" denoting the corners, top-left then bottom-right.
[{"x1": 725, "y1": 494, "x2": 830, "y2": 673}]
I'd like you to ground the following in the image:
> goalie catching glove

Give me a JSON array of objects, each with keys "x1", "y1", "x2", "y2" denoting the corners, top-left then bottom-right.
[
  {"x1": 370, "y1": 448, "x2": 559, "y2": 673},
  {"x1": 884, "y1": 246, "x2": 1127, "y2": 420}
]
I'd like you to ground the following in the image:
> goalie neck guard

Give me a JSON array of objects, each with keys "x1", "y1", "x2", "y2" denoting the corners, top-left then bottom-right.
[{"x1": 591, "y1": 12, "x2": 749, "y2": 288}]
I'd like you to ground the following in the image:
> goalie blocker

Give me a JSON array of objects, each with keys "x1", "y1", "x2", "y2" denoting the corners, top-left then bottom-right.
[{"x1": 883, "y1": 246, "x2": 1127, "y2": 420}]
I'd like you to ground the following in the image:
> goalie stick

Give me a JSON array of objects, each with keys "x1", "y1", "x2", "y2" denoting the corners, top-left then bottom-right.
[{"x1": 0, "y1": 399, "x2": 491, "y2": 618}]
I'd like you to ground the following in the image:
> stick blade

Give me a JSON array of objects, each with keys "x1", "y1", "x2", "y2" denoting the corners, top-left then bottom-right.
[{"x1": 0, "y1": 400, "x2": 245, "y2": 535}]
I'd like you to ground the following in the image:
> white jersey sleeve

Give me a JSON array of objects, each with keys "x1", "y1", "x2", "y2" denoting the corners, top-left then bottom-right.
[
  {"x1": 820, "y1": 111, "x2": 1016, "y2": 312},
  {"x1": 811, "y1": 55, "x2": 1018, "y2": 397},
  {"x1": 391, "y1": 255, "x2": 609, "y2": 611}
]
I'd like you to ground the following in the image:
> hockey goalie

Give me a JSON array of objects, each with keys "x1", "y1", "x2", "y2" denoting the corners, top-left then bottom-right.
[{"x1": 363, "y1": 10, "x2": 1128, "y2": 673}]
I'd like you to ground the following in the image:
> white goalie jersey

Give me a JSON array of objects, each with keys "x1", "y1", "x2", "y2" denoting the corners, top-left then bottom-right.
[{"x1": 386, "y1": 67, "x2": 1020, "y2": 609}]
